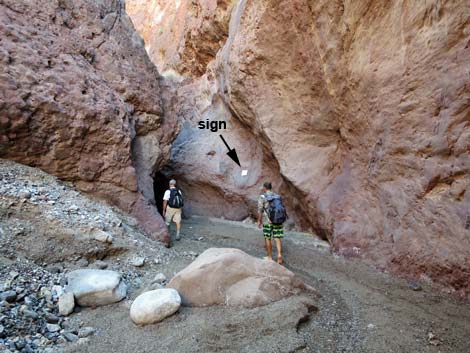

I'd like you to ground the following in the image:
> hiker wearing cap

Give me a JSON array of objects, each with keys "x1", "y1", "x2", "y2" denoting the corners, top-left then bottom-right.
[
  {"x1": 257, "y1": 182, "x2": 287, "y2": 264},
  {"x1": 162, "y1": 179, "x2": 184, "y2": 241}
]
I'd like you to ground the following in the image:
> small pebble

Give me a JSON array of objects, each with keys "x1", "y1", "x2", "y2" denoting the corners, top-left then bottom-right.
[
  {"x1": 46, "y1": 324, "x2": 61, "y2": 333},
  {"x1": 78, "y1": 327, "x2": 95, "y2": 338},
  {"x1": 63, "y1": 332, "x2": 79, "y2": 343}
]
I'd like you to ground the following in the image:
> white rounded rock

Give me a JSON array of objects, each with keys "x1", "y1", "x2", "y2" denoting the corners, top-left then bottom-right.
[
  {"x1": 130, "y1": 289, "x2": 181, "y2": 325},
  {"x1": 66, "y1": 269, "x2": 127, "y2": 307},
  {"x1": 58, "y1": 292, "x2": 75, "y2": 316}
]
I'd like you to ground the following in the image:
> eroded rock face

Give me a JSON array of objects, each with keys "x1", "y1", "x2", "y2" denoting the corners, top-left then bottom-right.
[
  {"x1": 161, "y1": 72, "x2": 309, "y2": 229},
  {"x1": 126, "y1": 0, "x2": 234, "y2": 77},
  {"x1": 0, "y1": 0, "x2": 176, "y2": 243},
  {"x1": 220, "y1": 0, "x2": 470, "y2": 298},
  {"x1": 128, "y1": 0, "x2": 470, "y2": 298}
]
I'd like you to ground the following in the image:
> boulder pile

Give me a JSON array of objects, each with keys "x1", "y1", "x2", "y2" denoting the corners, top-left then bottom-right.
[{"x1": 0, "y1": 262, "x2": 93, "y2": 352}]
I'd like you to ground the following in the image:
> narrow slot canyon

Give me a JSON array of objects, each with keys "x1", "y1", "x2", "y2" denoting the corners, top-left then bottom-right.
[{"x1": 0, "y1": 0, "x2": 469, "y2": 352}]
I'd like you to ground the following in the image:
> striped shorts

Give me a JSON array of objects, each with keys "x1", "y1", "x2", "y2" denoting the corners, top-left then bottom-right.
[{"x1": 263, "y1": 224, "x2": 284, "y2": 239}]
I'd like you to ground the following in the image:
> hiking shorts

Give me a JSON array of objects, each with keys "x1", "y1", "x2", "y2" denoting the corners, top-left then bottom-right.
[
  {"x1": 263, "y1": 224, "x2": 284, "y2": 239},
  {"x1": 165, "y1": 206, "x2": 182, "y2": 225}
]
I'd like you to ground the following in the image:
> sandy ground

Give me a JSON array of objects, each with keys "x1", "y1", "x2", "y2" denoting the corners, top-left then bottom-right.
[{"x1": 65, "y1": 217, "x2": 470, "y2": 353}]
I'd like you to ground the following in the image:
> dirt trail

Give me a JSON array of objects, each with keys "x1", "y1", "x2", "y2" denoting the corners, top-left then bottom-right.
[{"x1": 66, "y1": 216, "x2": 470, "y2": 353}]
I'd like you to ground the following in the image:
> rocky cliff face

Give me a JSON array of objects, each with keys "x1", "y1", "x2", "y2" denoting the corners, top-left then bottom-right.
[
  {"x1": 127, "y1": 0, "x2": 470, "y2": 298},
  {"x1": 126, "y1": 0, "x2": 234, "y2": 77},
  {"x1": 0, "y1": 0, "x2": 176, "y2": 244}
]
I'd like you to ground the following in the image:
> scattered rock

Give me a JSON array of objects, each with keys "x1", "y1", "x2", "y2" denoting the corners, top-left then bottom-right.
[
  {"x1": 78, "y1": 327, "x2": 95, "y2": 338},
  {"x1": 44, "y1": 313, "x2": 60, "y2": 323},
  {"x1": 47, "y1": 265, "x2": 63, "y2": 274},
  {"x1": 78, "y1": 337, "x2": 91, "y2": 345},
  {"x1": 408, "y1": 282, "x2": 422, "y2": 291},
  {"x1": 0, "y1": 290, "x2": 17, "y2": 303},
  {"x1": 93, "y1": 260, "x2": 109, "y2": 269},
  {"x1": 90, "y1": 229, "x2": 113, "y2": 244},
  {"x1": 428, "y1": 332, "x2": 441, "y2": 346},
  {"x1": 56, "y1": 336, "x2": 67, "y2": 345},
  {"x1": 52, "y1": 285, "x2": 64, "y2": 298},
  {"x1": 75, "y1": 258, "x2": 89, "y2": 268},
  {"x1": 130, "y1": 257, "x2": 145, "y2": 267},
  {"x1": 19, "y1": 191, "x2": 32, "y2": 199},
  {"x1": 58, "y1": 292, "x2": 75, "y2": 316},
  {"x1": 130, "y1": 289, "x2": 181, "y2": 325},
  {"x1": 60, "y1": 320, "x2": 74, "y2": 330},
  {"x1": 0, "y1": 160, "x2": 172, "y2": 350},
  {"x1": 68, "y1": 205, "x2": 80, "y2": 214},
  {"x1": 9, "y1": 271, "x2": 19, "y2": 280},
  {"x1": 150, "y1": 283, "x2": 164, "y2": 290},
  {"x1": 152, "y1": 273, "x2": 167, "y2": 284},
  {"x1": 63, "y1": 332, "x2": 79, "y2": 343},
  {"x1": 14, "y1": 338, "x2": 26, "y2": 350},
  {"x1": 46, "y1": 324, "x2": 61, "y2": 333},
  {"x1": 23, "y1": 309, "x2": 39, "y2": 320},
  {"x1": 66, "y1": 269, "x2": 127, "y2": 306},
  {"x1": 0, "y1": 261, "x2": 85, "y2": 351}
]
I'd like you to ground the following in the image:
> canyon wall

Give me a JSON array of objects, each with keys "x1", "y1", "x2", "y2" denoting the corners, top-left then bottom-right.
[
  {"x1": 127, "y1": 0, "x2": 470, "y2": 298},
  {"x1": 0, "y1": 0, "x2": 176, "y2": 244},
  {"x1": 126, "y1": 0, "x2": 234, "y2": 77}
]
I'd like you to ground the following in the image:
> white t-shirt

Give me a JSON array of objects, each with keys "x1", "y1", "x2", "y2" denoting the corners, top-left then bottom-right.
[{"x1": 163, "y1": 187, "x2": 181, "y2": 201}]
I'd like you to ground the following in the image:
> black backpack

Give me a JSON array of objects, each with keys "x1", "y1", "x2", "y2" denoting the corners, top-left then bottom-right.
[
  {"x1": 168, "y1": 188, "x2": 184, "y2": 209},
  {"x1": 265, "y1": 193, "x2": 287, "y2": 225}
]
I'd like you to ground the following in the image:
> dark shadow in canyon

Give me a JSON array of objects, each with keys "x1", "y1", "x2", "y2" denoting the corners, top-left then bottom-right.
[{"x1": 153, "y1": 171, "x2": 171, "y2": 215}]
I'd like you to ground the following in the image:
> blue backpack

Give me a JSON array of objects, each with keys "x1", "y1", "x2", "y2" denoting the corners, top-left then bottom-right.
[{"x1": 265, "y1": 193, "x2": 287, "y2": 225}]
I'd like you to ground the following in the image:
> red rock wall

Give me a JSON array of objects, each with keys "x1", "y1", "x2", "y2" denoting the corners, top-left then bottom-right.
[
  {"x1": 127, "y1": 0, "x2": 470, "y2": 298},
  {"x1": 0, "y1": 0, "x2": 176, "y2": 244},
  {"x1": 126, "y1": 0, "x2": 234, "y2": 77},
  {"x1": 221, "y1": 0, "x2": 470, "y2": 298}
]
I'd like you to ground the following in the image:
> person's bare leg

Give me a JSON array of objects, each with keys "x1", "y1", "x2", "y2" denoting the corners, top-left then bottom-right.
[
  {"x1": 265, "y1": 238, "x2": 273, "y2": 260},
  {"x1": 176, "y1": 222, "x2": 181, "y2": 240},
  {"x1": 275, "y1": 238, "x2": 283, "y2": 264}
]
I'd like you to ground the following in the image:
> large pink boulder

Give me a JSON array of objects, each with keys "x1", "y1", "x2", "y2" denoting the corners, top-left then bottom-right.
[{"x1": 168, "y1": 248, "x2": 313, "y2": 308}]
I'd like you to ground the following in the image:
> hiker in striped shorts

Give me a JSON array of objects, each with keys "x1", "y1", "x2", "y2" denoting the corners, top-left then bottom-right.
[{"x1": 257, "y1": 182, "x2": 287, "y2": 265}]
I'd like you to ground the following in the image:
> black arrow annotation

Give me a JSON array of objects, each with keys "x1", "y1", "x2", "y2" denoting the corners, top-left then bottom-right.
[{"x1": 219, "y1": 134, "x2": 241, "y2": 167}]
